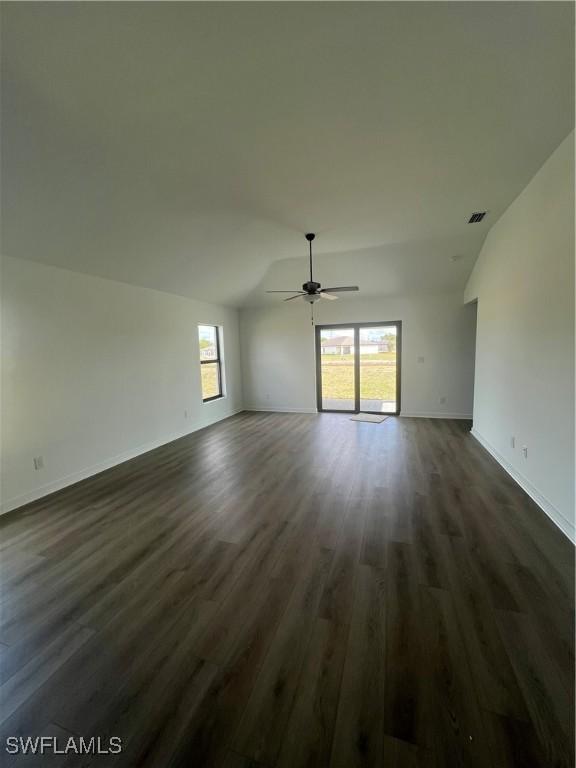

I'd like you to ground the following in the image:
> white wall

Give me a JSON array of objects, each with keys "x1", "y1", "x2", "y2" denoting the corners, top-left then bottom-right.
[
  {"x1": 465, "y1": 132, "x2": 574, "y2": 541},
  {"x1": 240, "y1": 293, "x2": 477, "y2": 418},
  {"x1": 1, "y1": 256, "x2": 243, "y2": 512}
]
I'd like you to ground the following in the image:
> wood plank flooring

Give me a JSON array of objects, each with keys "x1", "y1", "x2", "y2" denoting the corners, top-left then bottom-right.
[{"x1": 0, "y1": 412, "x2": 573, "y2": 767}]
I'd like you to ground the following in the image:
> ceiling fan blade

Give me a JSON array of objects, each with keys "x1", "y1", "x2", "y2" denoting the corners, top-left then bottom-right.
[
  {"x1": 284, "y1": 294, "x2": 305, "y2": 301},
  {"x1": 321, "y1": 286, "x2": 359, "y2": 292},
  {"x1": 266, "y1": 290, "x2": 304, "y2": 293},
  {"x1": 320, "y1": 292, "x2": 339, "y2": 300}
]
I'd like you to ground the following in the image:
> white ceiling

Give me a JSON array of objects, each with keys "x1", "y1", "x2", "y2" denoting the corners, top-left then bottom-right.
[{"x1": 1, "y1": 2, "x2": 573, "y2": 307}]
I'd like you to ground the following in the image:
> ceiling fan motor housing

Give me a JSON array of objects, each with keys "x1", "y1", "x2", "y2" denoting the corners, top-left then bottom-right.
[{"x1": 303, "y1": 281, "x2": 321, "y2": 293}]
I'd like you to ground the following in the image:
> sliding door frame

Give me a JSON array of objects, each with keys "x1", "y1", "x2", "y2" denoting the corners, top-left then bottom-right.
[{"x1": 315, "y1": 321, "x2": 402, "y2": 416}]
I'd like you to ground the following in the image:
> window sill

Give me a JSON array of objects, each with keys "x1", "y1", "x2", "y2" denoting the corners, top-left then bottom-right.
[{"x1": 202, "y1": 394, "x2": 226, "y2": 404}]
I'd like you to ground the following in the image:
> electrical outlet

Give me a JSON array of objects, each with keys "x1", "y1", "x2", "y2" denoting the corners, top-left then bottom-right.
[
  {"x1": 511, "y1": 436, "x2": 515, "y2": 449},
  {"x1": 522, "y1": 446, "x2": 528, "y2": 459},
  {"x1": 33, "y1": 456, "x2": 44, "y2": 470}
]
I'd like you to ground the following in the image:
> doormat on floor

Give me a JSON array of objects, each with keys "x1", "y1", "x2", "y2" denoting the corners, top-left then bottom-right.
[{"x1": 350, "y1": 413, "x2": 390, "y2": 423}]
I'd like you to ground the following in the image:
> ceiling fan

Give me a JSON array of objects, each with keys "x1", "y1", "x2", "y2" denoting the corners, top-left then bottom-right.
[{"x1": 266, "y1": 233, "x2": 359, "y2": 304}]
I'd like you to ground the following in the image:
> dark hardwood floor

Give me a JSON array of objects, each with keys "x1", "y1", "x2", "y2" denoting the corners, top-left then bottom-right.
[{"x1": 0, "y1": 412, "x2": 573, "y2": 767}]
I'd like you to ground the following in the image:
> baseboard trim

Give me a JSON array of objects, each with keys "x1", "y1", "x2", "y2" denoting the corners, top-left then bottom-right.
[
  {"x1": 246, "y1": 408, "x2": 473, "y2": 419},
  {"x1": 1, "y1": 408, "x2": 244, "y2": 516},
  {"x1": 471, "y1": 428, "x2": 575, "y2": 544},
  {"x1": 401, "y1": 411, "x2": 473, "y2": 419},
  {"x1": 245, "y1": 407, "x2": 318, "y2": 414}
]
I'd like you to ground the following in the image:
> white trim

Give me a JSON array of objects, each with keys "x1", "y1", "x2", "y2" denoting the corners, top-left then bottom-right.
[
  {"x1": 471, "y1": 428, "x2": 575, "y2": 544},
  {"x1": 245, "y1": 406, "x2": 318, "y2": 414},
  {"x1": 247, "y1": 408, "x2": 473, "y2": 419},
  {"x1": 400, "y1": 411, "x2": 473, "y2": 419},
  {"x1": 1, "y1": 408, "x2": 244, "y2": 516}
]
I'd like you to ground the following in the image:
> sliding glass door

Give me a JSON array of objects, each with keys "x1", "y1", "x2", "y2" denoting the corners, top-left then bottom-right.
[
  {"x1": 315, "y1": 322, "x2": 401, "y2": 414},
  {"x1": 359, "y1": 325, "x2": 399, "y2": 413},
  {"x1": 317, "y1": 327, "x2": 356, "y2": 411}
]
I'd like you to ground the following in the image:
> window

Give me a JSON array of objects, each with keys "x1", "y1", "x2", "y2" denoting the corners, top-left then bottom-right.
[{"x1": 198, "y1": 325, "x2": 223, "y2": 401}]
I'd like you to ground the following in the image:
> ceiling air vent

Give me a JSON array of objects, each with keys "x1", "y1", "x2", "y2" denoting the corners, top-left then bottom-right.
[{"x1": 468, "y1": 211, "x2": 487, "y2": 223}]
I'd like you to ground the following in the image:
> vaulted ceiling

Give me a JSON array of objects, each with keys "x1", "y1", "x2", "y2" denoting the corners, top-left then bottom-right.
[{"x1": 2, "y1": 2, "x2": 573, "y2": 306}]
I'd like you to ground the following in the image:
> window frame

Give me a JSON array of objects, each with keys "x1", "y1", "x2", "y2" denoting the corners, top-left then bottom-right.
[{"x1": 199, "y1": 324, "x2": 224, "y2": 403}]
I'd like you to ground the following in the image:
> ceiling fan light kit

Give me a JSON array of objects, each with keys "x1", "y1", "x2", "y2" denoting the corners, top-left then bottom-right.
[{"x1": 266, "y1": 233, "x2": 359, "y2": 322}]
